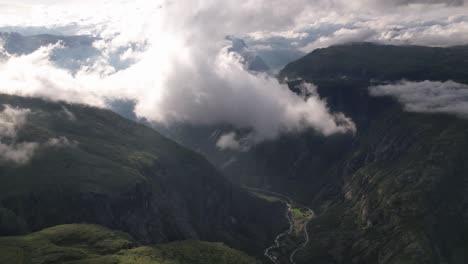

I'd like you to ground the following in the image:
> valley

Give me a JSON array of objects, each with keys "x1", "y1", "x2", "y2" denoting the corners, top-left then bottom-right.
[
  {"x1": 1, "y1": 38, "x2": 468, "y2": 264},
  {"x1": 152, "y1": 43, "x2": 468, "y2": 264},
  {"x1": 246, "y1": 187, "x2": 314, "y2": 264}
]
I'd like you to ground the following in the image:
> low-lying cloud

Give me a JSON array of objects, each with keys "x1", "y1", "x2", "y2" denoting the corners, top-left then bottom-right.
[
  {"x1": 0, "y1": 0, "x2": 466, "y2": 145},
  {"x1": 369, "y1": 80, "x2": 468, "y2": 117},
  {"x1": 0, "y1": 105, "x2": 38, "y2": 164},
  {"x1": 46, "y1": 136, "x2": 79, "y2": 148},
  {"x1": 216, "y1": 132, "x2": 249, "y2": 152},
  {"x1": 0, "y1": 104, "x2": 80, "y2": 164},
  {"x1": 0, "y1": 1, "x2": 358, "y2": 145},
  {"x1": 0, "y1": 104, "x2": 30, "y2": 138}
]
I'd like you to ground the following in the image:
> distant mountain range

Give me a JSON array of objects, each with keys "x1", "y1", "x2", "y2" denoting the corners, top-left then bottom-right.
[
  {"x1": 0, "y1": 32, "x2": 100, "y2": 72},
  {"x1": 0, "y1": 32, "x2": 284, "y2": 74}
]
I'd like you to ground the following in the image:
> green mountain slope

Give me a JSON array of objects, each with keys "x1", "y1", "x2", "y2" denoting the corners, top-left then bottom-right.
[
  {"x1": 0, "y1": 224, "x2": 258, "y2": 264},
  {"x1": 294, "y1": 108, "x2": 468, "y2": 264},
  {"x1": 279, "y1": 42, "x2": 468, "y2": 83},
  {"x1": 0, "y1": 94, "x2": 287, "y2": 257},
  {"x1": 270, "y1": 43, "x2": 468, "y2": 264}
]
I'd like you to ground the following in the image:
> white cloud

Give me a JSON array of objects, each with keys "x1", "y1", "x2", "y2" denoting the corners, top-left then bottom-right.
[
  {"x1": 243, "y1": 2, "x2": 468, "y2": 53},
  {"x1": 0, "y1": 105, "x2": 38, "y2": 164},
  {"x1": 0, "y1": 142, "x2": 38, "y2": 164},
  {"x1": 0, "y1": 105, "x2": 30, "y2": 138},
  {"x1": 0, "y1": 0, "x2": 466, "y2": 146},
  {"x1": 0, "y1": 1, "x2": 358, "y2": 145},
  {"x1": 369, "y1": 80, "x2": 468, "y2": 117},
  {"x1": 300, "y1": 28, "x2": 377, "y2": 52},
  {"x1": 0, "y1": 44, "x2": 107, "y2": 107},
  {"x1": 216, "y1": 132, "x2": 248, "y2": 152},
  {"x1": 0, "y1": 105, "x2": 79, "y2": 164},
  {"x1": 46, "y1": 136, "x2": 79, "y2": 148}
]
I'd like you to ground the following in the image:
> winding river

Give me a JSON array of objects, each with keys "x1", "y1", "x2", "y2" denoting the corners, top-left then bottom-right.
[{"x1": 245, "y1": 187, "x2": 314, "y2": 264}]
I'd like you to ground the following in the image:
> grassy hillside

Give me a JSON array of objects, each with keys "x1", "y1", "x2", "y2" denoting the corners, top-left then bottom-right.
[
  {"x1": 0, "y1": 94, "x2": 287, "y2": 256},
  {"x1": 0, "y1": 224, "x2": 258, "y2": 264}
]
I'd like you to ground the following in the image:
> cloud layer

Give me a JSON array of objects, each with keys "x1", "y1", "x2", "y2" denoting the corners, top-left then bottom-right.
[
  {"x1": 370, "y1": 80, "x2": 468, "y2": 117},
  {"x1": 0, "y1": 104, "x2": 80, "y2": 164},
  {"x1": 0, "y1": 0, "x2": 361, "y2": 144}
]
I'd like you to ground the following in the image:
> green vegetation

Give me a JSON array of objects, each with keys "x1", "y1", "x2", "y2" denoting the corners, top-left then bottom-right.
[
  {"x1": 291, "y1": 107, "x2": 468, "y2": 264},
  {"x1": 0, "y1": 94, "x2": 286, "y2": 256},
  {"x1": 246, "y1": 189, "x2": 314, "y2": 263},
  {"x1": 260, "y1": 43, "x2": 468, "y2": 263},
  {"x1": 291, "y1": 208, "x2": 307, "y2": 218},
  {"x1": 248, "y1": 191, "x2": 281, "y2": 203},
  {"x1": 289, "y1": 207, "x2": 313, "y2": 239},
  {"x1": 280, "y1": 42, "x2": 468, "y2": 84},
  {"x1": 0, "y1": 224, "x2": 258, "y2": 264}
]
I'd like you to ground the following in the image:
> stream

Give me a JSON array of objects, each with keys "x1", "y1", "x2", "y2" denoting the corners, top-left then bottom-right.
[{"x1": 244, "y1": 187, "x2": 314, "y2": 264}]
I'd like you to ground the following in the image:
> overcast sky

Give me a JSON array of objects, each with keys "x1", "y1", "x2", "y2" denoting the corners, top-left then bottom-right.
[
  {"x1": 1, "y1": 0, "x2": 467, "y2": 50},
  {"x1": 0, "y1": 0, "x2": 467, "y2": 147}
]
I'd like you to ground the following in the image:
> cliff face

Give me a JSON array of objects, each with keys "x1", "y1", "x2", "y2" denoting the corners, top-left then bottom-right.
[
  {"x1": 0, "y1": 95, "x2": 287, "y2": 256},
  {"x1": 294, "y1": 108, "x2": 468, "y2": 264},
  {"x1": 272, "y1": 43, "x2": 468, "y2": 263}
]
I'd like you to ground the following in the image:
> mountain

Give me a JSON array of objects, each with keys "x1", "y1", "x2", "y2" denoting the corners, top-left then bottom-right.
[
  {"x1": 0, "y1": 32, "x2": 96, "y2": 55},
  {"x1": 0, "y1": 94, "x2": 287, "y2": 257},
  {"x1": 157, "y1": 43, "x2": 468, "y2": 264},
  {"x1": 263, "y1": 43, "x2": 468, "y2": 264},
  {"x1": 294, "y1": 103, "x2": 468, "y2": 264},
  {"x1": 227, "y1": 36, "x2": 271, "y2": 72},
  {"x1": 0, "y1": 32, "x2": 100, "y2": 71},
  {"x1": 0, "y1": 224, "x2": 258, "y2": 264},
  {"x1": 279, "y1": 42, "x2": 468, "y2": 83}
]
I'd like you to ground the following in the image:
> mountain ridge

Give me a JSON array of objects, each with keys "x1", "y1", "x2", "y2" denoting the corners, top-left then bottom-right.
[
  {"x1": 0, "y1": 94, "x2": 287, "y2": 258},
  {"x1": 279, "y1": 42, "x2": 468, "y2": 84},
  {"x1": 274, "y1": 42, "x2": 468, "y2": 264}
]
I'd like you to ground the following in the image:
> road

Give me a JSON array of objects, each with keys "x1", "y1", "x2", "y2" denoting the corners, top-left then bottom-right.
[{"x1": 244, "y1": 187, "x2": 314, "y2": 264}]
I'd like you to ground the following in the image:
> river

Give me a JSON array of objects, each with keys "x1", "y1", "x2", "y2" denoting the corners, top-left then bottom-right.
[{"x1": 244, "y1": 187, "x2": 314, "y2": 264}]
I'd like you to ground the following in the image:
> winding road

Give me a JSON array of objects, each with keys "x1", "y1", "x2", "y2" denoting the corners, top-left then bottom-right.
[{"x1": 244, "y1": 187, "x2": 314, "y2": 264}]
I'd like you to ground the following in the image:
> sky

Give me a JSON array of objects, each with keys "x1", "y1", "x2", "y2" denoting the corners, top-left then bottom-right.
[{"x1": 0, "y1": 0, "x2": 467, "y2": 148}]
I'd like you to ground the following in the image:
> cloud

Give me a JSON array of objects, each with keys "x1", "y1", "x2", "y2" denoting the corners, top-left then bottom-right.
[
  {"x1": 300, "y1": 28, "x2": 377, "y2": 52},
  {"x1": 0, "y1": 142, "x2": 38, "y2": 164},
  {"x1": 0, "y1": 43, "x2": 107, "y2": 107},
  {"x1": 0, "y1": 105, "x2": 38, "y2": 164},
  {"x1": 243, "y1": 2, "x2": 468, "y2": 53},
  {"x1": 0, "y1": 105, "x2": 79, "y2": 164},
  {"x1": 0, "y1": 0, "x2": 466, "y2": 145},
  {"x1": 60, "y1": 105, "x2": 76, "y2": 121},
  {"x1": 0, "y1": 104, "x2": 30, "y2": 138},
  {"x1": 393, "y1": 0, "x2": 464, "y2": 6},
  {"x1": 216, "y1": 132, "x2": 249, "y2": 152},
  {"x1": 46, "y1": 136, "x2": 79, "y2": 148},
  {"x1": 0, "y1": 1, "x2": 358, "y2": 145},
  {"x1": 369, "y1": 80, "x2": 468, "y2": 117}
]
